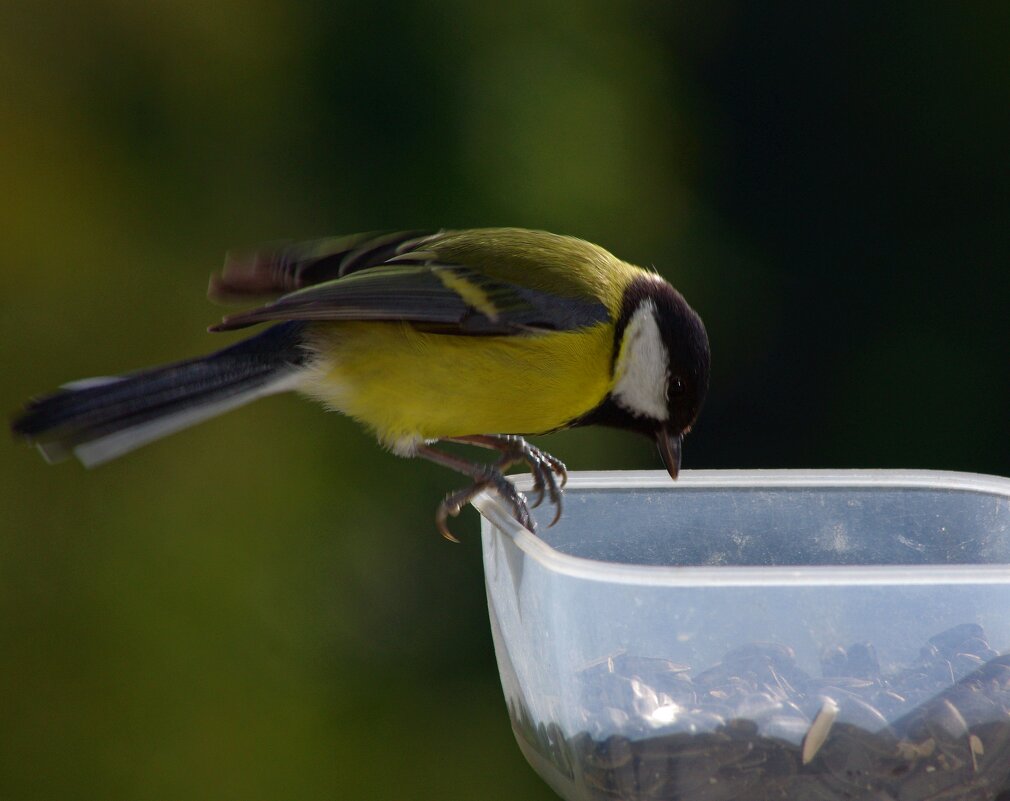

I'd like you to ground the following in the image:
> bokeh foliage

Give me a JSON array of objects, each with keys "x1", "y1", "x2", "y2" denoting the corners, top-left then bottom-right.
[{"x1": 1, "y1": 2, "x2": 1007, "y2": 799}]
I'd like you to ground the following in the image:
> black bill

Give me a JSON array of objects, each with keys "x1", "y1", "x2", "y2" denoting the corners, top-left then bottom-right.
[{"x1": 657, "y1": 428, "x2": 683, "y2": 480}]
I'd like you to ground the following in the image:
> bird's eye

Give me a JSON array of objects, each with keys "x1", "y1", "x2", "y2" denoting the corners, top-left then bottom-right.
[{"x1": 670, "y1": 376, "x2": 685, "y2": 396}]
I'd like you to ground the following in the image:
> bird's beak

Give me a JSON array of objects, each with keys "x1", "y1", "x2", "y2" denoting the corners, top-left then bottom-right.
[{"x1": 656, "y1": 428, "x2": 682, "y2": 480}]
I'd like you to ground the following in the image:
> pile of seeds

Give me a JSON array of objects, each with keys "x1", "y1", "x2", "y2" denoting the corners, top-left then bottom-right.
[{"x1": 510, "y1": 624, "x2": 1010, "y2": 800}]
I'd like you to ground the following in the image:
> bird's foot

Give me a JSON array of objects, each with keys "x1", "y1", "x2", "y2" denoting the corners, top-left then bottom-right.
[
  {"x1": 452, "y1": 435, "x2": 566, "y2": 526},
  {"x1": 434, "y1": 466, "x2": 532, "y2": 542},
  {"x1": 416, "y1": 435, "x2": 567, "y2": 541}
]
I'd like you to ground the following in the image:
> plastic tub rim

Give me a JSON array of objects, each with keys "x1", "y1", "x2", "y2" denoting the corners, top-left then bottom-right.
[{"x1": 472, "y1": 468, "x2": 1010, "y2": 588}]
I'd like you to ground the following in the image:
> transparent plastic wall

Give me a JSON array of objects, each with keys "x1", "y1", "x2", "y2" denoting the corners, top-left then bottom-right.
[{"x1": 476, "y1": 471, "x2": 1010, "y2": 801}]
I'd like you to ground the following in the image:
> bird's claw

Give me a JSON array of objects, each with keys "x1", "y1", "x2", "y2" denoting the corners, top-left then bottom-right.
[
  {"x1": 422, "y1": 435, "x2": 567, "y2": 541},
  {"x1": 492, "y1": 436, "x2": 566, "y2": 528},
  {"x1": 435, "y1": 466, "x2": 533, "y2": 543},
  {"x1": 435, "y1": 494, "x2": 466, "y2": 543}
]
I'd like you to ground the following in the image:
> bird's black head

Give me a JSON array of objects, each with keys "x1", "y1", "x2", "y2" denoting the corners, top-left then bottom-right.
[{"x1": 574, "y1": 274, "x2": 710, "y2": 478}]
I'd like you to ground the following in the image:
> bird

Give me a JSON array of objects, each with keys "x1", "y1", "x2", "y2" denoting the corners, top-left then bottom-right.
[{"x1": 11, "y1": 228, "x2": 710, "y2": 540}]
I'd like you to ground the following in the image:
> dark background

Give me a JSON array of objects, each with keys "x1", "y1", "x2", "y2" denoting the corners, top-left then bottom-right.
[{"x1": 2, "y1": 3, "x2": 1007, "y2": 799}]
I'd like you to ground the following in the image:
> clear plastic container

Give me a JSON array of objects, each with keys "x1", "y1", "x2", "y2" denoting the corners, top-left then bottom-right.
[{"x1": 473, "y1": 470, "x2": 1010, "y2": 801}]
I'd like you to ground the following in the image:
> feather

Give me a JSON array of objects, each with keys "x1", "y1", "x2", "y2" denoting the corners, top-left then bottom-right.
[
  {"x1": 209, "y1": 264, "x2": 609, "y2": 335},
  {"x1": 12, "y1": 322, "x2": 309, "y2": 466},
  {"x1": 209, "y1": 230, "x2": 435, "y2": 301}
]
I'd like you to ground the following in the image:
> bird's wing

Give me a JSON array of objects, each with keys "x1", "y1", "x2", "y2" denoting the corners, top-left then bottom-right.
[
  {"x1": 208, "y1": 230, "x2": 437, "y2": 301},
  {"x1": 209, "y1": 260, "x2": 610, "y2": 335}
]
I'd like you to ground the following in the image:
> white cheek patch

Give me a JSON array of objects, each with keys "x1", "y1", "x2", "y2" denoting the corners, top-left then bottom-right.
[{"x1": 612, "y1": 300, "x2": 670, "y2": 421}]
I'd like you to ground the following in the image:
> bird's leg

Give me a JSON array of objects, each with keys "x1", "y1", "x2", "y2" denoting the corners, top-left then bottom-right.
[
  {"x1": 448, "y1": 435, "x2": 567, "y2": 526},
  {"x1": 415, "y1": 444, "x2": 534, "y2": 542}
]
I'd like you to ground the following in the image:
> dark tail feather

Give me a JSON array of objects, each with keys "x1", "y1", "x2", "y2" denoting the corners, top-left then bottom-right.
[{"x1": 11, "y1": 322, "x2": 309, "y2": 467}]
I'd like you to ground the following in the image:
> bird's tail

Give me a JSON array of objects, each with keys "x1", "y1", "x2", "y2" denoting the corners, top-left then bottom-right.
[{"x1": 11, "y1": 322, "x2": 310, "y2": 467}]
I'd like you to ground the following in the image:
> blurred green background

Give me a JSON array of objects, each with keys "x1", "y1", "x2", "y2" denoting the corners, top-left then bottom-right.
[{"x1": 2, "y1": 2, "x2": 1008, "y2": 799}]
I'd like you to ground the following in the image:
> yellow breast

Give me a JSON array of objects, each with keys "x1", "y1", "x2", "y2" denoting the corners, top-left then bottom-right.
[{"x1": 301, "y1": 321, "x2": 615, "y2": 449}]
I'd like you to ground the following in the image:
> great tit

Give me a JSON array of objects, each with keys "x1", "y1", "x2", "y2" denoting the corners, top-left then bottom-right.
[{"x1": 12, "y1": 228, "x2": 710, "y2": 538}]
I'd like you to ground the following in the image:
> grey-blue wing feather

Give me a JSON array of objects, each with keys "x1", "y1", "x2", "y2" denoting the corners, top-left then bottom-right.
[
  {"x1": 209, "y1": 230, "x2": 436, "y2": 300},
  {"x1": 209, "y1": 264, "x2": 609, "y2": 335}
]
